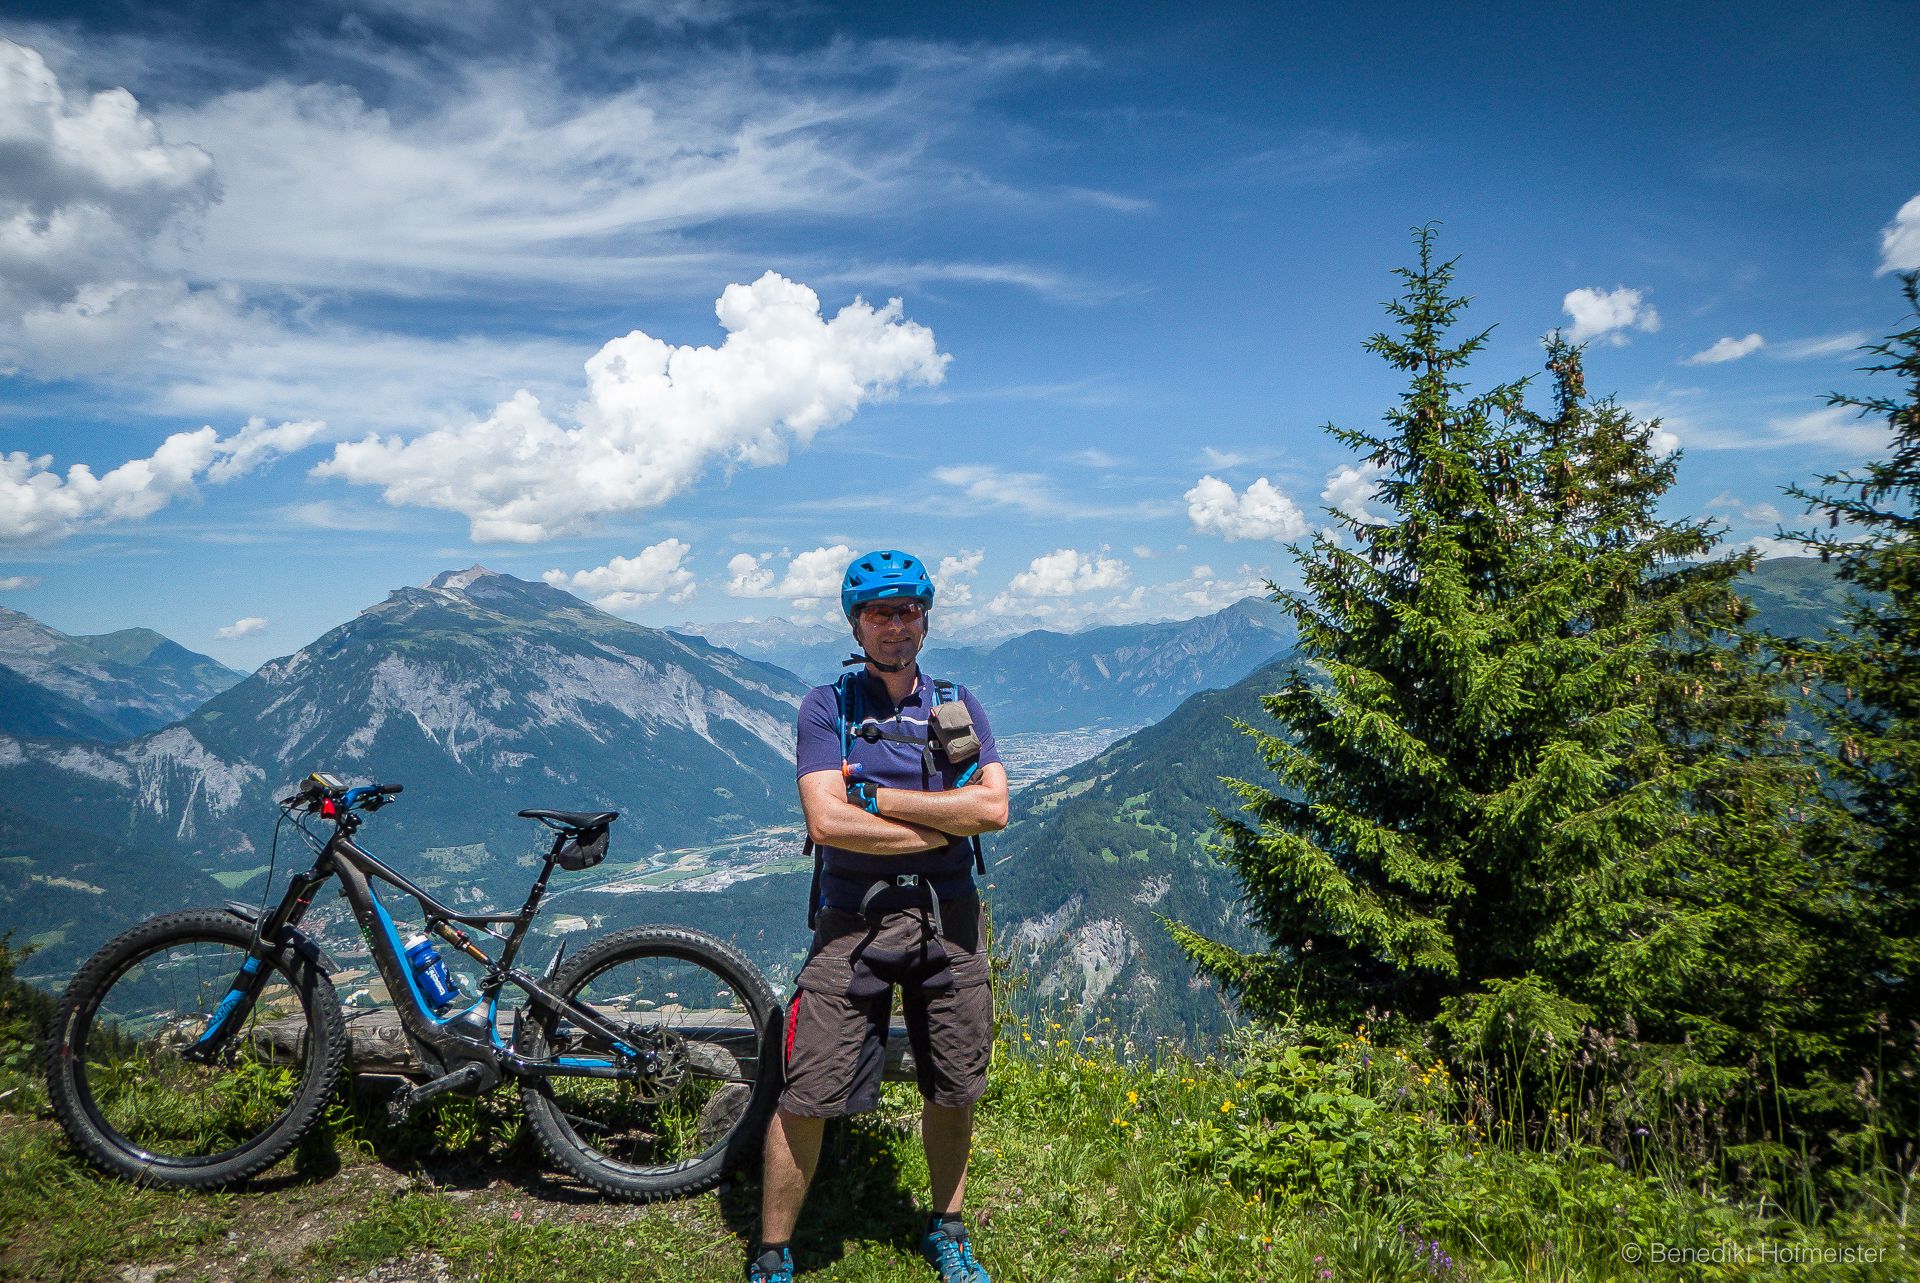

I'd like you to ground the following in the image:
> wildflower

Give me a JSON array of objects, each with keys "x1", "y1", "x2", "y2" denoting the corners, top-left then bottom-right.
[
  {"x1": 1220, "y1": 1100, "x2": 1235, "y2": 1113},
  {"x1": 1127, "y1": 1090, "x2": 1139, "y2": 1106}
]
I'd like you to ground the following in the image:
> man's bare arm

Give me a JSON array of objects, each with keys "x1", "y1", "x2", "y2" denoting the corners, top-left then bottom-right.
[
  {"x1": 798, "y1": 770, "x2": 947, "y2": 854},
  {"x1": 873, "y1": 763, "x2": 1009, "y2": 836}
]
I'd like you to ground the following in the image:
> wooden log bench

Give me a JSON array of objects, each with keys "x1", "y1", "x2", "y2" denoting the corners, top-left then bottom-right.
[{"x1": 258, "y1": 1006, "x2": 921, "y2": 1082}]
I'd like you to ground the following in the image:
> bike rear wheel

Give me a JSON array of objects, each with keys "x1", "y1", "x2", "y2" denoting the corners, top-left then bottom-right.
[
  {"x1": 44, "y1": 909, "x2": 345, "y2": 1187},
  {"x1": 518, "y1": 925, "x2": 780, "y2": 1200}
]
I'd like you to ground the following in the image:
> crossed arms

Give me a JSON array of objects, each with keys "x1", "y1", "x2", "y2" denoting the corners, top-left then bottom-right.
[{"x1": 797, "y1": 764, "x2": 1010, "y2": 856}]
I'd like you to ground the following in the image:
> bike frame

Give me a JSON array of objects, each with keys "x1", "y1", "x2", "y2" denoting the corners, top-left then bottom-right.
[{"x1": 194, "y1": 804, "x2": 651, "y2": 1086}]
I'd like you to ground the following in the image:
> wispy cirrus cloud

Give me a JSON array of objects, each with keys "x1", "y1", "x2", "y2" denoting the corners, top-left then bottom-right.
[
  {"x1": 929, "y1": 464, "x2": 1166, "y2": 520},
  {"x1": 1772, "y1": 332, "x2": 1871, "y2": 361},
  {"x1": 1632, "y1": 400, "x2": 1887, "y2": 455},
  {"x1": 1684, "y1": 333, "x2": 1765, "y2": 365},
  {"x1": 0, "y1": 28, "x2": 1092, "y2": 440}
]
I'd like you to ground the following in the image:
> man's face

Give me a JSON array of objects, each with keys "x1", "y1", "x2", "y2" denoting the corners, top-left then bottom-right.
[{"x1": 851, "y1": 600, "x2": 928, "y2": 668}]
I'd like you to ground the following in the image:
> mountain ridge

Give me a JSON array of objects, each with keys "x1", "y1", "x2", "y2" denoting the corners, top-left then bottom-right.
[{"x1": 0, "y1": 607, "x2": 245, "y2": 742}]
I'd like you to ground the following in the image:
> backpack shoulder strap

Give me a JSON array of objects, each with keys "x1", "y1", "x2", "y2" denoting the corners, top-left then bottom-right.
[
  {"x1": 813, "y1": 674, "x2": 859, "y2": 929},
  {"x1": 926, "y1": 677, "x2": 985, "y2": 872},
  {"x1": 833, "y1": 672, "x2": 859, "y2": 761}
]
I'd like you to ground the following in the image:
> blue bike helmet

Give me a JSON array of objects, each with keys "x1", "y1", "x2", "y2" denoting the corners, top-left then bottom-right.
[{"x1": 841, "y1": 549, "x2": 935, "y2": 621}]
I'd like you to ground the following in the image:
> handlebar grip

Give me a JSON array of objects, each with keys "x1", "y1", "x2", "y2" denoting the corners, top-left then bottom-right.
[{"x1": 373, "y1": 783, "x2": 404, "y2": 796}]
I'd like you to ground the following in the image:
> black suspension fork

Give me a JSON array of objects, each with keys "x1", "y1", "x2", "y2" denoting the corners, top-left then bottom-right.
[{"x1": 187, "y1": 850, "x2": 335, "y2": 1058}]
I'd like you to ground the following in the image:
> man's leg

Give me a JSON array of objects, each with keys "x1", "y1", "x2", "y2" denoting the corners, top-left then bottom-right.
[
  {"x1": 922, "y1": 1100, "x2": 973, "y2": 1214},
  {"x1": 761, "y1": 1107, "x2": 825, "y2": 1244}
]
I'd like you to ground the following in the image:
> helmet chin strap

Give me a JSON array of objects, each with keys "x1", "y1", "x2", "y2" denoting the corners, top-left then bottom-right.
[{"x1": 843, "y1": 651, "x2": 913, "y2": 673}]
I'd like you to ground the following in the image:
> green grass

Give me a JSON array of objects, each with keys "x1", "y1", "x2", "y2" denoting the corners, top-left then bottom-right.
[
  {"x1": 210, "y1": 864, "x2": 272, "y2": 890},
  {"x1": 2, "y1": 1011, "x2": 1916, "y2": 1281}
]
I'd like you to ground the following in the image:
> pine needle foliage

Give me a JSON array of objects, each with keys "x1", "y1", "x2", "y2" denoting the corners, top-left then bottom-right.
[
  {"x1": 1783, "y1": 272, "x2": 1920, "y2": 1076},
  {"x1": 1171, "y1": 231, "x2": 1826, "y2": 1079}
]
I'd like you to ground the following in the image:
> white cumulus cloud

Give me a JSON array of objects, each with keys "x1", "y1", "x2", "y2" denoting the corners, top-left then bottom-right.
[
  {"x1": 216, "y1": 616, "x2": 267, "y2": 639},
  {"x1": 1881, "y1": 193, "x2": 1920, "y2": 273},
  {"x1": 0, "y1": 40, "x2": 239, "y2": 377},
  {"x1": 315, "y1": 273, "x2": 947, "y2": 542},
  {"x1": 1001, "y1": 548, "x2": 1129, "y2": 599},
  {"x1": 543, "y1": 539, "x2": 697, "y2": 612},
  {"x1": 1320, "y1": 460, "x2": 1389, "y2": 522},
  {"x1": 1562, "y1": 286, "x2": 1661, "y2": 345},
  {"x1": 936, "y1": 549, "x2": 983, "y2": 605},
  {"x1": 1185, "y1": 475, "x2": 1309, "y2": 542},
  {"x1": 0, "y1": 574, "x2": 40, "y2": 591},
  {"x1": 725, "y1": 543, "x2": 856, "y2": 603},
  {"x1": 0, "y1": 417, "x2": 322, "y2": 543},
  {"x1": 1684, "y1": 333, "x2": 1765, "y2": 365}
]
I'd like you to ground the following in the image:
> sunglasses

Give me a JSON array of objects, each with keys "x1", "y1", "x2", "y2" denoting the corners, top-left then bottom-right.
[{"x1": 858, "y1": 602, "x2": 927, "y2": 624}]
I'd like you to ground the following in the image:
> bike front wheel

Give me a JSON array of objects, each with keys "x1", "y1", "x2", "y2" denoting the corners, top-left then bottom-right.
[
  {"x1": 44, "y1": 909, "x2": 346, "y2": 1187},
  {"x1": 518, "y1": 925, "x2": 781, "y2": 1200}
]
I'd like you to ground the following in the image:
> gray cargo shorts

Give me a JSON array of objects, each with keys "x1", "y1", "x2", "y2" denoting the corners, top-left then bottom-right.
[{"x1": 778, "y1": 896, "x2": 992, "y2": 1117}]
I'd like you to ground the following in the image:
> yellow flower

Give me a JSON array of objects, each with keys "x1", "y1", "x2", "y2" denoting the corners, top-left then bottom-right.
[
  {"x1": 1220, "y1": 1100, "x2": 1235, "y2": 1113},
  {"x1": 1126, "y1": 1091, "x2": 1139, "y2": 1106}
]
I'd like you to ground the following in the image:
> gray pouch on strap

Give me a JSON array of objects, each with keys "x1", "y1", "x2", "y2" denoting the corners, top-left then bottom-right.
[{"x1": 930, "y1": 701, "x2": 981, "y2": 764}]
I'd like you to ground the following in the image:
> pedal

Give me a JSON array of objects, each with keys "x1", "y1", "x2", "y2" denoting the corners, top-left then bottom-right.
[{"x1": 387, "y1": 1063, "x2": 485, "y2": 1123}]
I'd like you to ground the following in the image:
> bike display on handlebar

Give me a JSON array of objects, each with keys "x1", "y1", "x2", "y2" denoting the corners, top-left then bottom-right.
[{"x1": 43, "y1": 771, "x2": 781, "y2": 1199}]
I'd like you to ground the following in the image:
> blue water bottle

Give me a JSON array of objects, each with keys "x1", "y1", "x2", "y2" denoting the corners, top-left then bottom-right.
[{"x1": 403, "y1": 933, "x2": 459, "y2": 1011}]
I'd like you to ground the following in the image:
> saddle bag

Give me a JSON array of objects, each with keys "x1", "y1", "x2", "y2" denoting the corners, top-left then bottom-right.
[{"x1": 556, "y1": 823, "x2": 609, "y2": 871}]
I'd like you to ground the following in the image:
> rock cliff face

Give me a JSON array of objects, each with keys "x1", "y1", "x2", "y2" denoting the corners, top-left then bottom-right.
[
  {"x1": 0, "y1": 609, "x2": 244, "y2": 741},
  {"x1": 0, "y1": 568, "x2": 809, "y2": 887}
]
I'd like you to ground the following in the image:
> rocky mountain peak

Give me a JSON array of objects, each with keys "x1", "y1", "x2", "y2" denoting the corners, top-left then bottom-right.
[{"x1": 423, "y1": 565, "x2": 505, "y2": 592}]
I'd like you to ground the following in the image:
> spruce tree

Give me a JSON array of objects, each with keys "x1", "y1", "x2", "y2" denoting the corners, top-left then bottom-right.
[
  {"x1": 1784, "y1": 273, "x2": 1920, "y2": 1067},
  {"x1": 1172, "y1": 232, "x2": 1823, "y2": 1060},
  {"x1": 1525, "y1": 339, "x2": 1840, "y2": 1099}
]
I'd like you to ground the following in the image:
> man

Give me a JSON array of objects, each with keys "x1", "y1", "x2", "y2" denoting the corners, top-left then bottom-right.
[{"x1": 749, "y1": 550, "x2": 1009, "y2": 1283}]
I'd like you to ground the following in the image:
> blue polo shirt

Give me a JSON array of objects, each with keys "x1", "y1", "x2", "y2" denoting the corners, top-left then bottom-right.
[{"x1": 795, "y1": 669, "x2": 1000, "y2": 879}]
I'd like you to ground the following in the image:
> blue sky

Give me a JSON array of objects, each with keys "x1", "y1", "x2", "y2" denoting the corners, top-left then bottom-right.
[{"x1": 1, "y1": 0, "x2": 1916, "y2": 669}]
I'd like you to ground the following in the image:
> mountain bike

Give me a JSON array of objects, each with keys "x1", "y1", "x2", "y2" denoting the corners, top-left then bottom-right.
[{"x1": 43, "y1": 772, "x2": 781, "y2": 1199}]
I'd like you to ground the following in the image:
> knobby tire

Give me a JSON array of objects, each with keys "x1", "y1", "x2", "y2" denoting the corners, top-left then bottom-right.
[
  {"x1": 518, "y1": 925, "x2": 781, "y2": 1200},
  {"x1": 44, "y1": 908, "x2": 346, "y2": 1188}
]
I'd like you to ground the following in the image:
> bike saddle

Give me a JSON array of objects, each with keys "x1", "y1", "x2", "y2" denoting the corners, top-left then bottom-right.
[{"x1": 517, "y1": 809, "x2": 620, "y2": 832}]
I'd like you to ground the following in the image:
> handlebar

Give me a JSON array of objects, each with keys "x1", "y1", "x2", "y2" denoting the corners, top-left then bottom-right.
[{"x1": 278, "y1": 772, "x2": 404, "y2": 815}]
